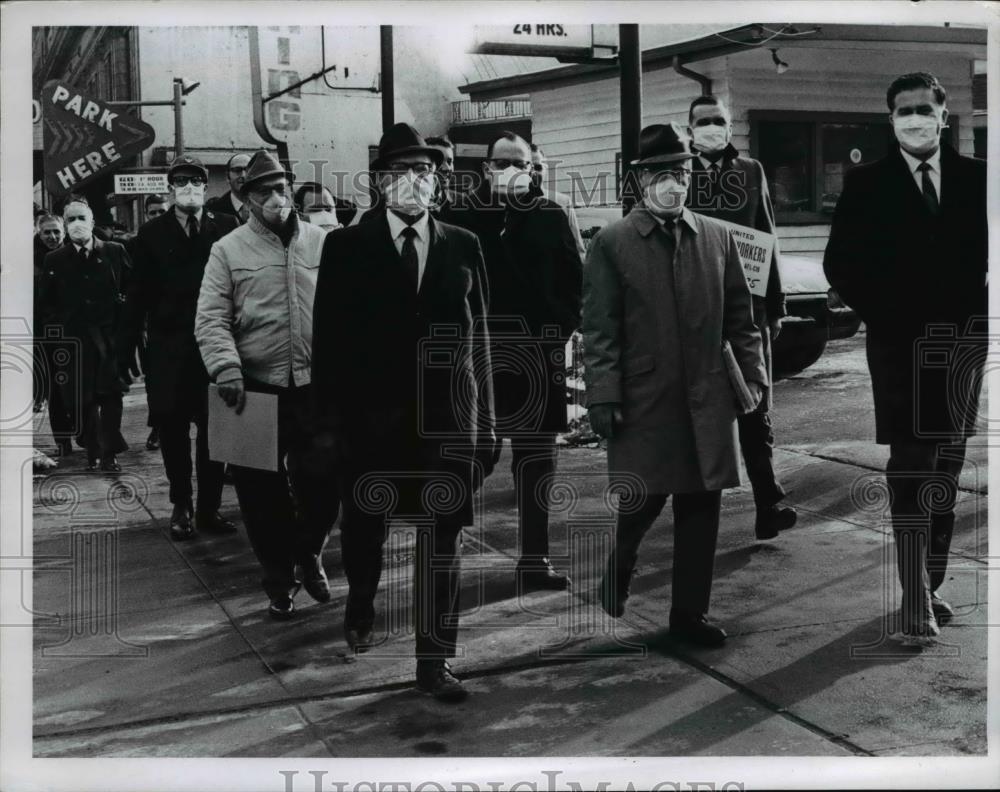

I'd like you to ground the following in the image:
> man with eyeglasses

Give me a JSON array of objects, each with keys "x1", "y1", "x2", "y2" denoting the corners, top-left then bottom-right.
[
  {"x1": 313, "y1": 123, "x2": 495, "y2": 701},
  {"x1": 685, "y1": 95, "x2": 795, "y2": 543},
  {"x1": 529, "y1": 143, "x2": 586, "y2": 260},
  {"x1": 197, "y1": 150, "x2": 338, "y2": 621},
  {"x1": 583, "y1": 123, "x2": 766, "y2": 647},
  {"x1": 120, "y1": 155, "x2": 239, "y2": 541},
  {"x1": 206, "y1": 153, "x2": 252, "y2": 223},
  {"x1": 446, "y1": 131, "x2": 582, "y2": 595}
]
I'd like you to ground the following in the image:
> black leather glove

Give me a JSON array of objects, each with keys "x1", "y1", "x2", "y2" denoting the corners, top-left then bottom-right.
[{"x1": 589, "y1": 403, "x2": 623, "y2": 439}]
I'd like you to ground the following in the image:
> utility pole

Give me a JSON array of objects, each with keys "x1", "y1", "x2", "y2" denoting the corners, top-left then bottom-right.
[{"x1": 619, "y1": 24, "x2": 641, "y2": 214}]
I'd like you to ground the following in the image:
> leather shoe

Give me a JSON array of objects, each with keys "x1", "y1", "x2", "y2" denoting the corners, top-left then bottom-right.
[
  {"x1": 669, "y1": 612, "x2": 727, "y2": 647},
  {"x1": 196, "y1": 510, "x2": 237, "y2": 535},
  {"x1": 86, "y1": 458, "x2": 100, "y2": 472},
  {"x1": 931, "y1": 593, "x2": 955, "y2": 624},
  {"x1": 516, "y1": 558, "x2": 571, "y2": 591},
  {"x1": 754, "y1": 504, "x2": 797, "y2": 540},
  {"x1": 268, "y1": 595, "x2": 296, "y2": 620},
  {"x1": 599, "y1": 571, "x2": 628, "y2": 618},
  {"x1": 56, "y1": 439, "x2": 73, "y2": 457},
  {"x1": 169, "y1": 505, "x2": 196, "y2": 541},
  {"x1": 416, "y1": 661, "x2": 468, "y2": 702},
  {"x1": 145, "y1": 429, "x2": 160, "y2": 451},
  {"x1": 300, "y1": 564, "x2": 332, "y2": 603},
  {"x1": 346, "y1": 624, "x2": 375, "y2": 653},
  {"x1": 100, "y1": 456, "x2": 122, "y2": 473}
]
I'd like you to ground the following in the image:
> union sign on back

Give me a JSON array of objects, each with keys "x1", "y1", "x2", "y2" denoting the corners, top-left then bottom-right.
[{"x1": 42, "y1": 81, "x2": 157, "y2": 197}]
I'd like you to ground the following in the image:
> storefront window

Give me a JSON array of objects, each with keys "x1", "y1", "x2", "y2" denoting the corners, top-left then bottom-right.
[
  {"x1": 758, "y1": 121, "x2": 812, "y2": 215},
  {"x1": 819, "y1": 122, "x2": 892, "y2": 212}
]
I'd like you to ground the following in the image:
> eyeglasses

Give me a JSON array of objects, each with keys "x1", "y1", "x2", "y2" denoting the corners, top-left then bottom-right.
[
  {"x1": 249, "y1": 183, "x2": 290, "y2": 200},
  {"x1": 170, "y1": 175, "x2": 206, "y2": 187},
  {"x1": 489, "y1": 158, "x2": 531, "y2": 171},
  {"x1": 651, "y1": 169, "x2": 693, "y2": 184},
  {"x1": 229, "y1": 166, "x2": 247, "y2": 174},
  {"x1": 383, "y1": 162, "x2": 434, "y2": 176}
]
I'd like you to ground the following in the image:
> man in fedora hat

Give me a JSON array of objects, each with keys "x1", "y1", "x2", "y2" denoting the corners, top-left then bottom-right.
[
  {"x1": 196, "y1": 149, "x2": 339, "y2": 620},
  {"x1": 313, "y1": 123, "x2": 496, "y2": 701},
  {"x1": 120, "y1": 154, "x2": 239, "y2": 541},
  {"x1": 582, "y1": 123, "x2": 766, "y2": 646},
  {"x1": 445, "y1": 130, "x2": 582, "y2": 594}
]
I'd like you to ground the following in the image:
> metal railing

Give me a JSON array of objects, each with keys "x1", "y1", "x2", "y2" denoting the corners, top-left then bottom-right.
[{"x1": 451, "y1": 99, "x2": 532, "y2": 125}]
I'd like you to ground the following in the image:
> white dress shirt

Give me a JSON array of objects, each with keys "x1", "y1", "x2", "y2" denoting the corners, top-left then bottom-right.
[
  {"x1": 73, "y1": 236, "x2": 95, "y2": 256},
  {"x1": 386, "y1": 209, "x2": 430, "y2": 288},
  {"x1": 174, "y1": 206, "x2": 204, "y2": 236},
  {"x1": 899, "y1": 146, "x2": 942, "y2": 202}
]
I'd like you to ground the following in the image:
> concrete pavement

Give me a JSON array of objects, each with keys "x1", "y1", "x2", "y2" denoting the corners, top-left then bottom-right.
[{"x1": 30, "y1": 333, "x2": 988, "y2": 758}]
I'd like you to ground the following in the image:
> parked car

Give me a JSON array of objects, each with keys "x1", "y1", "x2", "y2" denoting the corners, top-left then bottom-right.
[{"x1": 574, "y1": 206, "x2": 860, "y2": 376}]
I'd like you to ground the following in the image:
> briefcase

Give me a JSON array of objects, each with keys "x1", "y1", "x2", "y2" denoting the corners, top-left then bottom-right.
[{"x1": 722, "y1": 339, "x2": 759, "y2": 414}]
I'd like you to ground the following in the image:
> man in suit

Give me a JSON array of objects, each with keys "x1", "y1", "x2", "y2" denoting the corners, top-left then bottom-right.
[
  {"x1": 205, "y1": 153, "x2": 251, "y2": 223},
  {"x1": 426, "y1": 135, "x2": 457, "y2": 218},
  {"x1": 313, "y1": 123, "x2": 496, "y2": 701},
  {"x1": 529, "y1": 143, "x2": 587, "y2": 261},
  {"x1": 584, "y1": 123, "x2": 766, "y2": 647},
  {"x1": 120, "y1": 155, "x2": 239, "y2": 541},
  {"x1": 824, "y1": 72, "x2": 987, "y2": 647},
  {"x1": 39, "y1": 199, "x2": 131, "y2": 472},
  {"x1": 446, "y1": 131, "x2": 582, "y2": 592},
  {"x1": 685, "y1": 95, "x2": 795, "y2": 542},
  {"x1": 197, "y1": 150, "x2": 338, "y2": 620}
]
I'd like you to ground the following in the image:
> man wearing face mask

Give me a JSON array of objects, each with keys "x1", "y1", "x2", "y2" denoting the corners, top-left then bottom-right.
[
  {"x1": 529, "y1": 143, "x2": 586, "y2": 261},
  {"x1": 685, "y1": 95, "x2": 794, "y2": 543},
  {"x1": 40, "y1": 199, "x2": 132, "y2": 472},
  {"x1": 313, "y1": 123, "x2": 495, "y2": 701},
  {"x1": 206, "y1": 153, "x2": 252, "y2": 223},
  {"x1": 197, "y1": 150, "x2": 338, "y2": 620},
  {"x1": 445, "y1": 131, "x2": 582, "y2": 594},
  {"x1": 293, "y1": 182, "x2": 348, "y2": 231},
  {"x1": 120, "y1": 155, "x2": 239, "y2": 540},
  {"x1": 583, "y1": 123, "x2": 766, "y2": 646},
  {"x1": 824, "y1": 73, "x2": 987, "y2": 648}
]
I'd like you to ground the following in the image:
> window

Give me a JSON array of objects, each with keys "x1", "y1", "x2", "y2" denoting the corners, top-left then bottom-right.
[{"x1": 751, "y1": 111, "x2": 957, "y2": 224}]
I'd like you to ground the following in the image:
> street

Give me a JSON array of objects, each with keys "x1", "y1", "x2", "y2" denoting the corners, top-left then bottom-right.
[{"x1": 31, "y1": 330, "x2": 988, "y2": 758}]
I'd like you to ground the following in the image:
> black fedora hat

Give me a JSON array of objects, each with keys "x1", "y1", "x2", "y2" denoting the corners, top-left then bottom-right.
[
  {"x1": 372, "y1": 123, "x2": 444, "y2": 171},
  {"x1": 240, "y1": 150, "x2": 294, "y2": 196},
  {"x1": 631, "y1": 122, "x2": 695, "y2": 166}
]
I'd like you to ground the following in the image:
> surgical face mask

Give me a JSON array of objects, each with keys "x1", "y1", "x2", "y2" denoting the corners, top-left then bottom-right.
[
  {"x1": 489, "y1": 165, "x2": 532, "y2": 197},
  {"x1": 251, "y1": 194, "x2": 293, "y2": 225},
  {"x1": 645, "y1": 176, "x2": 689, "y2": 217},
  {"x1": 691, "y1": 125, "x2": 729, "y2": 154},
  {"x1": 892, "y1": 113, "x2": 942, "y2": 155},
  {"x1": 383, "y1": 170, "x2": 435, "y2": 216},
  {"x1": 66, "y1": 218, "x2": 93, "y2": 243},
  {"x1": 172, "y1": 183, "x2": 206, "y2": 211},
  {"x1": 304, "y1": 209, "x2": 340, "y2": 230}
]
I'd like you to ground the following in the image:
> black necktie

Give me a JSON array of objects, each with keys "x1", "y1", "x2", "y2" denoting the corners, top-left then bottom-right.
[
  {"x1": 187, "y1": 214, "x2": 200, "y2": 238},
  {"x1": 917, "y1": 162, "x2": 940, "y2": 216},
  {"x1": 400, "y1": 226, "x2": 419, "y2": 291}
]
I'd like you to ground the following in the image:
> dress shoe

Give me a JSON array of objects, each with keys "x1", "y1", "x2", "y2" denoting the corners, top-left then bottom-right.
[
  {"x1": 669, "y1": 612, "x2": 728, "y2": 647},
  {"x1": 931, "y1": 593, "x2": 955, "y2": 624},
  {"x1": 169, "y1": 504, "x2": 196, "y2": 541},
  {"x1": 299, "y1": 563, "x2": 332, "y2": 603},
  {"x1": 515, "y1": 558, "x2": 571, "y2": 591},
  {"x1": 268, "y1": 595, "x2": 296, "y2": 620},
  {"x1": 900, "y1": 619, "x2": 941, "y2": 647},
  {"x1": 196, "y1": 510, "x2": 237, "y2": 535},
  {"x1": 416, "y1": 661, "x2": 468, "y2": 702},
  {"x1": 346, "y1": 625, "x2": 375, "y2": 653},
  {"x1": 86, "y1": 457, "x2": 100, "y2": 471},
  {"x1": 754, "y1": 504, "x2": 797, "y2": 540},
  {"x1": 56, "y1": 439, "x2": 73, "y2": 457},
  {"x1": 145, "y1": 429, "x2": 160, "y2": 451},
  {"x1": 100, "y1": 456, "x2": 122, "y2": 473},
  {"x1": 598, "y1": 570, "x2": 628, "y2": 618}
]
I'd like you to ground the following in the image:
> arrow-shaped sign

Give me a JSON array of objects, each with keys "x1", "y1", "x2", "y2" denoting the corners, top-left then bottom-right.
[{"x1": 42, "y1": 80, "x2": 157, "y2": 197}]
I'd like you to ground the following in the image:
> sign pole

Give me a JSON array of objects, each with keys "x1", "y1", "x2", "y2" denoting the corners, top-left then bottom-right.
[
  {"x1": 619, "y1": 24, "x2": 641, "y2": 215},
  {"x1": 173, "y1": 79, "x2": 185, "y2": 158},
  {"x1": 380, "y1": 25, "x2": 394, "y2": 132}
]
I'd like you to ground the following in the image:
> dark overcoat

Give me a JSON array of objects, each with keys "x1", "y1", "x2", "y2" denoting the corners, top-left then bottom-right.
[
  {"x1": 312, "y1": 213, "x2": 495, "y2": 525},
  {"x1": 120, "y1": 209, "x2": 239, "y2": 419},
  {"x1": 445, "y1": 186, "x2": 582, "y2": 435},
  {"x1": 583, "y1": 207, "x2": 767, "y2": 494},
  {"x1": 823, "y1": 144, "x2": 987, "y2": 444}
]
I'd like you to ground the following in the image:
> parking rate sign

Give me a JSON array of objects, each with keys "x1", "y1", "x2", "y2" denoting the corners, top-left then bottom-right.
[{"x1": 42, "y1": 81, "x2": 157, "y2": 197}]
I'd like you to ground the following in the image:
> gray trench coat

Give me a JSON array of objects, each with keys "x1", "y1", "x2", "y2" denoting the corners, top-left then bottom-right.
[{"x1": 582, "y1": 206, "x2": 767, "y2": 494}]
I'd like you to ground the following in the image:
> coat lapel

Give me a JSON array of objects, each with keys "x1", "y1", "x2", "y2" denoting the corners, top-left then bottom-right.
[
  {"x1": 889, "y1": 148, "x2": 934, "y2": 219},
  {"x1": 420, "y1": 215, "x2": 447, "y2": 299}
]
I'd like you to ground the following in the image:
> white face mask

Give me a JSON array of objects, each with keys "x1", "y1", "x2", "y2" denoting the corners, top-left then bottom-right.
[
  {"x1": 66, "y1": 219, "x2": 93, "y2": 243},
  {"x1": 304, "y1": 210, "x2": 340, "y2": 230},
  {"x1": 691, "y1": 125, "x2": 729, "y2": 154},
  {"x1": 645, "y1": 178, "x2": 688, "y2": 217},
  {"x1": 172, "y1": 183, "x2": 206, "y2": 211},
  {"x1": 490, "y1": 165, "x2": 532, "y2": 197},
  {"x1": 383, "y1": 171, "x2": 435, "y2": 216},
  {"x1": 892, "y1": 113, "x2": 942, "y2": 155},
  {"x1": 252, "y1": 195, "x2": 293, "y2": 225}
]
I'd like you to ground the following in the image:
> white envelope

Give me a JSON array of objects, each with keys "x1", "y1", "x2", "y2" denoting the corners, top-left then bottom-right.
[{"x1": 207, "y1": 384, "x2": 279, "y2": 472}]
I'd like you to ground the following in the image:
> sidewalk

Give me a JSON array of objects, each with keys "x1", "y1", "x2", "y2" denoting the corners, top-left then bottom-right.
[{"x1": 30, "y1": 370, "x2": 988, "y2": 758}]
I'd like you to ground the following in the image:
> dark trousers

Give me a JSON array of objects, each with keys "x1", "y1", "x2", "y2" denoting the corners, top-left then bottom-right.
[
  {"x1": 340, "y1": 476, "x2": 465, "y2": 660},
  {"x1": 40, "y1": 345, "x2": 74, "y2": 442},
  {"x1": 509, "y1": 433, "x2": 558, "y2": 562},
  {"x1": 737, "y1": 407, "x2": 785, "y2": 509},
  {"x1": 81, "y1": 392, "x2": 125, "y2": 461},
  {"x1": 609, "y1": 490, "x2": 722, "y2": 617},
  {"x1": 230, "y1": 381, "x2": 339, "y2": 599},
  {"x1": 157, "y1": 409, "x2": 224, "y2": 514},
  {"x1": 886, "y1": 439, "x2": 967, "y2": 629}
]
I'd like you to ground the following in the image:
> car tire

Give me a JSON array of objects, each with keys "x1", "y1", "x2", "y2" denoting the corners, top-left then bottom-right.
[{"x1": 773, "y1": 340, "x2": 827, "y2": 378}]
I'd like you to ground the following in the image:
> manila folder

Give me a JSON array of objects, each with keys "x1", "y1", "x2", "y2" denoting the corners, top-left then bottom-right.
[{"x1": 207, "y1": 384, "x2": 279, "y2": 472}]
